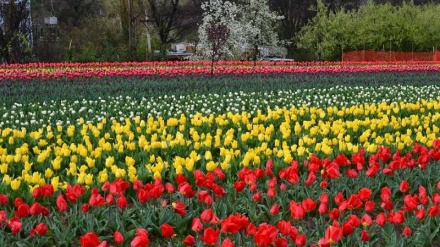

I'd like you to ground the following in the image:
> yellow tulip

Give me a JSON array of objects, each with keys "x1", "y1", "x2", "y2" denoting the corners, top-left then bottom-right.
[
  {"x1": 45, "y1": 168, "x2": 53, "y2": 178},
  {"x1": 153, "y1": 171, "x2": 161, "y2": 179},
  {"x1": 0, "y1": 163, "x2": 7, "y2": 174},
  {"x1": 125, "y1": 156, "x2": 135, "y2": 166},
  {"x1": 185, "y1": 159, "x2": 194, "y2": 172},
  {"x1": 51, "y1": 156, "x2": 62, "y2": 170},
  {"x1": 32, "y1": 172, "x2": 41, "y2": 184},
  {"x1": 206, "y1": 161, "x2": 217, "y2": 171},
  {"x1": 85, "y1": 174, "x2": 93, "y2": 185},
  {"x1": 175, "y1": 165, "x2": 183, "y2": 174},
  {"x1": 11, "y1": 178, "x2": 21, "y2": 191},
  {"x1": 3, "y1": 174, "x2": 11, "y2": 185}
]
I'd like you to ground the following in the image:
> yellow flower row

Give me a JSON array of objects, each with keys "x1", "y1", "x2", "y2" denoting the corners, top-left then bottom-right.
[{"x1": 0, "y1": 99, "x2": 439, "y2": 193}]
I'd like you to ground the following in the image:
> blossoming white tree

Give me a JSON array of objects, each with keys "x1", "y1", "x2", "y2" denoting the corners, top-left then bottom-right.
[
  {"x1": 196, "y1": 0, "x2": 243, "y2": 60},
  {"x1": 241, "y1": 0, "x2": 284, "y2": 64},
  {"x1": 197, "y1": 0, "x2": 283, "y2": 62}
]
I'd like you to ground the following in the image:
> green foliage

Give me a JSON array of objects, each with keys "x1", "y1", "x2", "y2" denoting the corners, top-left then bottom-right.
[{"x1": 297, "y1": 1, "x2": 440, "y2": 60}]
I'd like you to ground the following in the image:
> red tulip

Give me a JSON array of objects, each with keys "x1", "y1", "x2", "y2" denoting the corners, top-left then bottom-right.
[
  {"x1": 172, "y1": 201, "x2": 186, "y2": 216},
  {"x1": 381, "y1": 186, "x2": 391, "y2": 202},
  {"x1": 183, "y1": 235, "x2": 195, "y2": 246},
  {"x1": 346, "y1": 194, "x2": 363, "y2": 210},
  {"x1": 246, "y1": 223, "x2": 257, "y2": 236},
  {"x1": 320, "y1": 181, "x2": 328, "y2": 188},
  {"x1": 433, "y1": 193, "x2": 440, "y2": 205},
  {"x1": 254, "y1": 223, "x2": 278, "y2": 247},
  {"x1": 399, "y1": 180, "x2": 410, "y2": 193},
  {"x1": 15, "y1": 203, "x2": 30, "y2": 217},
  {"x1": 131, "y1": 228, "x2": 149, "y2": 247},
  {"x1": 365, "y1": 200, "x2": 375, "y2": 213},
  {"x1": 295, "y1": 234, "x2": 307, "y2": 246},
  {"x1": 116, "y1": 194, "x2": 128, "y2": 209},
  {"x1": 277, "y1": 220, "x2": 292, "y2": 236},
  {"x1": 0, "y1": 210, "x2": 7, "y2": 226},
  {"x1": 324, "y1": 225, "x2": 342, "y2": 244},
  {"x1": 8, "y1": 217, "x2": 22, "y2": 234},
  {"x1": 198, "y1": 190, "x2": 210, "y2": 203},
  {"x1": 178, "y1": 182, "x2": 196, "y2": 198},
  {"x1": 191, "y1": 217, "x2": 203, "y2": 232},
  {"x1": 200, "y1": 227, "x2": 220, "y2": 246},
  {"x1": 105, "y1": 194, "x2": 114, "y2": 204},
  {"x1": 30, "y1": 202, "x2": 43, "y2": 215},
  {"x1": 279, "y1": 183, "x2": 287, "y2": 191},
  {"x1": 267, "y1": 188, "x2": 276, "y2": 198},
  {"x1": 347, "y1": 214, "x2": 361, "y2": 228},
  {"x1": 334, "y1": 192, "x2": 345, "y2": 206},
  {"x1": 0, "y1": 194, "x2": 8, "y2": 205},
  {"x1": 221, "y1": 214, "x2": 248, "y2": 234},
  {"x1": 201, "y1": 208, "x2": 214, "y2": 222},
  {"x1": 80, "y1": 232, "x2": 100, "y2": 247},
  {"x1": 82, "y1": 203, "x2": 90, "y2": 213},
  {"x1": 30, "y1": 222, "x2": 48, "y2": 236},
  {"x1": 342, "y1": 222, "x2": 354, "y2": 236},
  {"x1": 318, "y1": 203, "x2": 328, "y2": 214},
  {"x1": 176, "y1": 174, "x2": 187, "y2": 184},
  {"x1": 304, "y1": 172, "x2": 316, "y2": 186},
  {"x1": 302, "y1": 198, "x2": 317, "y2": 212},
  {"x1": 335, "y1": 153, "x2": 350, "y2": 166},
  {"x1": 65, "y1": 184, "x2": 85, "y2": 202},
  {"x1": 137, "y1": 189, "x2": 150, "y2": 203},
  {"x1": 403, "y1": 194, "x2": 419, "y2": 211},
  {"x1": 320, "y1": 192, "x2": 329, "y2": 204},
  {"x1": 428, "y1": 206, "x2": 440, "y2": 217},
  {"x1": 318, "y1": 238, "x2": 330, "y2": 247},
  {"x1": 328, "y1": 208, "x2": 340, "y2": 220},
  {"x1": 416, "y1": 208, "x2": 425, "y2": 220},
  {"x1": 361, "y1": 214, "x2": 373, "y2": 227},
  {"x1": 402, "y1": 226, "x2": 412, "y2": 236},
  {"x1": 290, "y1": 201, "x2": 305, "y2": 220},
  {"x1": 164, "y1": 182, "x2": 174, "y2": 193},
  {"x1": 14, "y1": 198, "x2": 25, "y2": 207},
  {"x1": 253, "y1": 191, "x2": 262, "y2": 202},
  {"x1": 56, "y1": 194, "x2": 67, "y2": 212},
  {"x1": 358, "y1": 187, "x2": 372, "y2": 201},
  {"x1": 160, "y1": 223, "x2": 175, "y2": 238},
  {"x1": 234, "y1": 181, "x2": 246, "y2": 192},
  {"x1": 274, "y1": 237, "x2": 288, "y2": 247},
  {"x1": 360, "y1": 229, "x2": 370, "y2": 241},
  {"x1": 221, "y1": 237, "x2": 235, "y2": 247},
  {"x1": 388, "y1": 211, "x2": 405, "y2": 225},
  {"x1": 376, "y1": 213, "x2": 387, "y2": 226},
  {"x1": 114, "y1": 231, "x2": 124, "y2": 244},
  {"x1": 89, "y1": 189, "x2": 105, "y2": 207},
  {"x1": 265, "y1": 159, "x2": 274, "y2": 176},
  {"x1": 214, "y1": 168, "x2": 225, "y2": 180},
  {"x1": 270, "y1": 203, "x2": 280, "y2": 215},
  {"x1": 346, "y1": 169, "x2": 358, "y2": 178}
]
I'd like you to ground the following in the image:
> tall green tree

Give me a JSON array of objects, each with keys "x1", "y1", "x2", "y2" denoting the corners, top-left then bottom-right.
[{"x1": 0, "y1": 0, "x2": 32, "y2": 63}]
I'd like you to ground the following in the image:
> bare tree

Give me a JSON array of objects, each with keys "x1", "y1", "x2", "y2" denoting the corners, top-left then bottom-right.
[
  {"x1": 206, "y1": 23, "x2": 229, "y2": 76},
  {"x1": 144, "y1": 0, "x2": 202, "y2": 59},
  {"x1": 0, "y1": 0, "x2": 32, "y2": 63}
]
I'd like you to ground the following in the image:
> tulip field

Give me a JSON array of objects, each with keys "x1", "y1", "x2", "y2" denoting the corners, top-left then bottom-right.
[{"x1": 1, "y1": 61, "x2": 440, "y2": 246}]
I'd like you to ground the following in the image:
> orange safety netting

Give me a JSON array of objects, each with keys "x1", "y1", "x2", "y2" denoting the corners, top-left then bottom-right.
[{"x1": 342, "y1": 50, "x2": 440, "y2": 62}]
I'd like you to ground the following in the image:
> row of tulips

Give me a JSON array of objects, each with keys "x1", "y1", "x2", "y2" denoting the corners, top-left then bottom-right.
[
  {"x1": 1, "y1": 98, "x2": 440, "y2": 189},
  {"x1": 1, "y1": 62, "x2": 439, "y2": 81},
  {"x1": 1, "y1": 139, "x2": 440, "y2": 246},
  {"x1": 2, "y1": 60, "x2": 440, "y2": 69}
]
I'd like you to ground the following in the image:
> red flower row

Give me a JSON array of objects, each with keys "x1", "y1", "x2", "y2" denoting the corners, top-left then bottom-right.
[{"x1": 1, "y1": 140, "x2": 440, "y2": 246}]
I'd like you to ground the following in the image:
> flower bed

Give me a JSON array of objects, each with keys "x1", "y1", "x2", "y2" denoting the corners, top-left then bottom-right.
[{"x1": 1, "y1": 62, "x2": 440, "y2": 246}]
